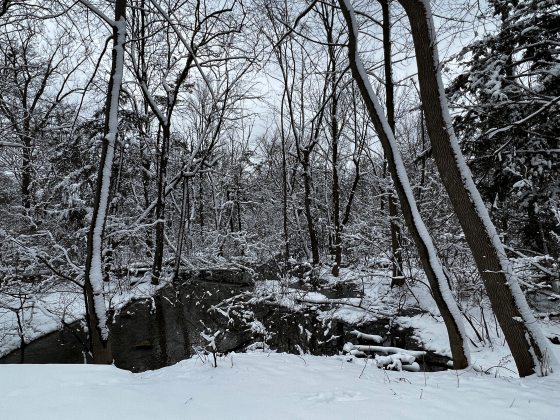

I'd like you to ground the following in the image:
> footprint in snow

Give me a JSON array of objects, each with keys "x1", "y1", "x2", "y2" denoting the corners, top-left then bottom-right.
[{"x1": 304, "y1": 390, "x2": 366, "y2": 403}]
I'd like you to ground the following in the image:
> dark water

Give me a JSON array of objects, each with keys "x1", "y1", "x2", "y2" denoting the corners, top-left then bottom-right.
[{"x1": 0, "y1": 274, "x2": 451, "y2": 372}]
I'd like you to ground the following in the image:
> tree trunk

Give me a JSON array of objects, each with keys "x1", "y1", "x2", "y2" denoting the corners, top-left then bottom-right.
[
  {"x1": 302, "y1": 149, "x2": 320, "y2": 266},
  {"x1": 398, "y1": 0, "x2": 555, "y2": 376},
  {"x1": 20, "y1": 114, "x2": 32, "y2": 209},
  {"x1": 139, "y1": 0, "x2": 153, "y2": 260},
  {"x1": 331, "y1": 117, "x2": 342, "y2": 276},
  {"x1": 326, "y1": 16, "x2": 342, "y2": 277},
  {"x1": 280, "y1": 105, "x2": 290, "y2": 262},
  {"x1": 338, "y1": 0, "x2": 470, "y2": 369},
  {"x1": 152, "y1": 123, "x2": 170, "y2": 285},
  {"x1": 199, "y1": 172, "x2": 204, "y2": 243},
  {"x1": 83, "y1": 0, "x2": 127, "y2": 364},
  {"x1": 174, "y1": 177, "x2": 189, "y2": 280},
  {"x1": 380, "y1": 0, "x2": 404, "y2": 286}
]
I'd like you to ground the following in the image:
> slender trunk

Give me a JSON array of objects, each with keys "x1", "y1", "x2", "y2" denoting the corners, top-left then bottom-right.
[
  {"x1": 398, "y1": 0, "x2": 555, "y2": 376},
  {"x1": 302, "y1": 149, "x2": 320, "y2": 265},
  {"x1": 280, "y1": 113, "x2": 290, "y2": 262},
  {"x1": 418, "y1": 110, "x2": 426, "y2": 208},
  {"x1": 186, "y1": 178, "x2": 192, "y2": 256},
  {"x1": 152, "y1": 123, "x2": 170, "y2": 285},
  {"x1": 174, "y1": 177, "x2": 189, "y2": 280},
  {"x1": 325, "y1": 14, "x2": 342, "y2": 277},
  {"x1": 83, "y1": 0, "x2": 127, "y2": 364},
  {"x1": 341, "y1": 89, "x2": 362, "y2": 229},
  {"x1": 227, "y1": 189, "x2": 235, "y2": 234},
  {"x1": 139, "y1": 0, "x2": 153, "y2": 260},
  {"x1": 20, "y1": 115, "x2": 32, "y2": 209},
  {"x1": 236, "y1": 192, "x2": 242, "y2": 232},
  {"x1": 331, "y1": 119, "x2": 342, "y2": 276},
  {"x1": 338, "y1": 0, "x2": 470, "y2": 368},
  {"x1": 104, "y1": 144, "x2": 125, "y2": 281},
  {"x1": 379, "y1": 0, "x2": 404, "y2": 286},
  {"x1": 16, "y1": 310, "x2": 25, "y2": 363},
  {"x1": 199, "y1": 172, "x2": 204, "y2": 243},
  {"x1": 140, "y1": 130, "x2": 153, "y2": 260}
]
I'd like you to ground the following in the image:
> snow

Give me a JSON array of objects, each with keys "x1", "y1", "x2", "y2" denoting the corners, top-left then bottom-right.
[
  {"x1": 344, "y1": 343, "x2": 426, "y2": 358},
  {"x1": 398, "y1": 314, "x2": 455, "y2": 358},
  {"x1": 0, "y1": 277, "x2": 166, "y2": 358},
  {"x1": 1, "y1": 352, "x2": 559, "y2": 420},
  {"x1": 0, "y1": 282, "x2": 85, "y2": 358},
  {"x1": 350, "y1": 329, "x2": 383, "y2": 343}
]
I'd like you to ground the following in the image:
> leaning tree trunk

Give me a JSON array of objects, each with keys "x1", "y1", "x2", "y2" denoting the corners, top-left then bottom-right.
[
  {"x1": 83, "y1": 0, "x2": 127, "y2": 364},
  {"x1": 338, "y1": 0, "x2": 470, "y2": 369},
  {"x1": 398, "y1": 0, "x2": 556, "y2": 376}
]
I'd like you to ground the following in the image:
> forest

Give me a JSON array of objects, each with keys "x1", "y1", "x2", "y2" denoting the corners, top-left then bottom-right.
[{"x1": 0, "y1": 0, "x2": 559, "y2": 418}]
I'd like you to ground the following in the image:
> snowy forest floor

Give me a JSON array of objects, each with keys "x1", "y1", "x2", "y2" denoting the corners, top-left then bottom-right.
[
  {"x1": 1, "y1": 351, "x2": 559, "y2": 420},
  {"x1": 1, "y1": 262, "x2": 560, "y2": 419}
]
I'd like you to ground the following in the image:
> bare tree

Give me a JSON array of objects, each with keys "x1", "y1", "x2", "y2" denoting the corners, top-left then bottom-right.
[{"x1": 0, "y1": 23, "x2": 84, "y2": 210}]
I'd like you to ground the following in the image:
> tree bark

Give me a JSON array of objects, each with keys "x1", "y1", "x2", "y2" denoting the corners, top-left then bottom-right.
[
  {"x1": 174, "y1": 177, "x2": 189, "y2": 280},
  {"x1": 152, "y1": 123, "x2": 170, "y2": 285},
  {"x1": 20, "y1": 112, "x2": 32, "y2": 209},
  {"x1": 338, "y1": 0, "x2": 470, "y2": 369},
  {"x1": 398, "y1": 0, "x2": 555, "y2": 376},
  {"x1": 380, "y1": 0, "x2": 404, "y2": 286},
  {"x1": 83, "y1": 0, "x2": 127, "y2": 364},
  {"x1": 324, "y1": 12, "x2": 342, "y2": 277},
  {"x1": 280, "y1": 116, "x2": 290, "y2": 262},
  {"x1": 302, "y1": 148, "x2": 320, "y2": 266}
]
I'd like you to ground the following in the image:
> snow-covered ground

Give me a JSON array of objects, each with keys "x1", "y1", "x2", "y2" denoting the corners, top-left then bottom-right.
[
  {"x1": 255, "y1": 265, "x2": 560, "y2": 376},
  {"x1": 1, "y1": 351, "x2": 559, "y2": 420},
  {"x1": 1, "y1": 264, "x2": 560, "y2": 418}
]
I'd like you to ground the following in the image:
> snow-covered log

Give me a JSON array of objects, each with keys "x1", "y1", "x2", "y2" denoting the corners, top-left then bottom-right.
[
  {"x1": 344, "y1": 342, "x2": 426, "y2": 359},
  {"x1": 344, "y1": 342, "x2": 423, "y2": 372},
  {"x1": 350, "y1": 330, "x2": 383, "y2": 344},
  {"x1": 375, "y1": 354, "x2": 420, "y2": 372}
]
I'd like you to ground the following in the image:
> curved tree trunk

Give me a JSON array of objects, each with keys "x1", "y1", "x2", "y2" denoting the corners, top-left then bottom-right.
[
  {"x1": 398, "y1": 0, "x2": 556, "y2": 376},
  {"x1": 83, "y1": 0, "x2": 127, "y2": 364},
  {"x1": 338, "y1": 0, "x2": 470, "y2": 369}
]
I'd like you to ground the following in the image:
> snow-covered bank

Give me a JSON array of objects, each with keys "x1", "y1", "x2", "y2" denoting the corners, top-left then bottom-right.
[
  {"x1": 1, "y1": 352, "x2": 558, "y2": 420},
  {"x1": 0, "y1": 277, "x2": 167, "y2": 358}
]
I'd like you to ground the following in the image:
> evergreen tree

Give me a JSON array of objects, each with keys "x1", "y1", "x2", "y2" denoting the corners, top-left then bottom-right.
[{"x1": 450, "y1": 0, "x2": 560, "y2": 258}]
